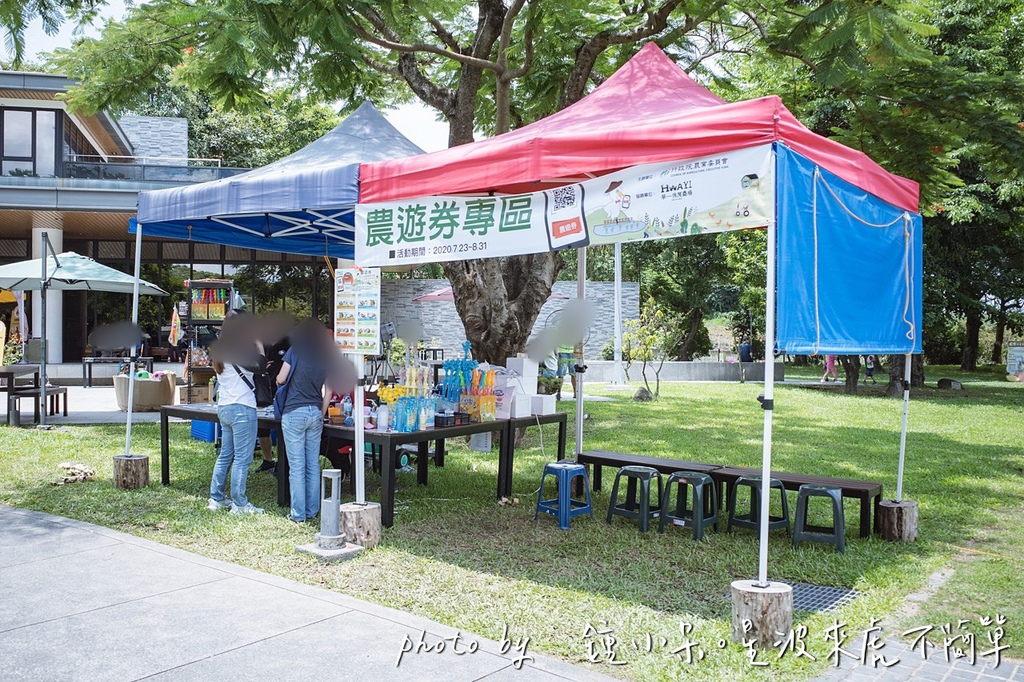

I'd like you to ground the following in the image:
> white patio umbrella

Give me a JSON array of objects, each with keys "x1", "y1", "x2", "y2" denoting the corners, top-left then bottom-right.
[{"x1": 0, "y1": 236, "x2": 168, "y2": 431}]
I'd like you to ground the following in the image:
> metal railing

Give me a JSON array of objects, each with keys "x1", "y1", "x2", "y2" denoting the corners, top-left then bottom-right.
[{"x1": 61, "y1": 157, "x2": 248, "y2": 184}]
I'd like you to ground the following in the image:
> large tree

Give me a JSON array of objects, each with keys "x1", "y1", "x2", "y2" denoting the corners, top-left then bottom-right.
[{"x1": 27, "y1": 0, "x2": 948, "y2": 362}]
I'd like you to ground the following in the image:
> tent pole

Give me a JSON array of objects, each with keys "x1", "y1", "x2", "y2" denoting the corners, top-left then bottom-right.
[
  {"x1": 125, "y1": 224, "x2": 144, "y2": 456},
  {"x1": 354, "y1": 353, "x2": 366, "y2": 504},
  {"x1": 39, "y1": 232, "x2": 49, "y2": 427},
  {"x1": 574, "y1": 247, "x2": 587, "y2": 457},
  {"x1": 612, "y1": 242, "x2": 624, "y2": 385},
  {"x1": 756, "y1": 218, "x2": 778, "y2": 588},
  {"x1": 896, "y1": 353, "x2": 912, "y2": 502}
]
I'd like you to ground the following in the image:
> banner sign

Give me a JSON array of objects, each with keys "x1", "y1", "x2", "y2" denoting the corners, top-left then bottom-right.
[
  {"x1": 1008, "y1": 341, "x2": 1024, "y2": 377},
  {"x1": 334, "y1": 267, "x2": 381, "y2": 356},
  {"x1": 355, "y1": 145, "x2": 775, "y2": 266}
]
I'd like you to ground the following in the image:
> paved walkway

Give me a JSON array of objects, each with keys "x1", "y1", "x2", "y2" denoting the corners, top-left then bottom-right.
[{"x1": 0, "y1": 505, "x2": 617, "y2": 682}]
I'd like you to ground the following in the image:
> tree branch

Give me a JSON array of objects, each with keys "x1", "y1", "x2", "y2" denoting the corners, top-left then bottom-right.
[
  {"x1": 352, "y1": 6, "x2": 498, "y2": 71},
  {"x1": 428, "y1": 15, "x2": 462, "y2": 52},
  {"x1": 560, "y1": 0, "x2": 691, "y2": 108}
]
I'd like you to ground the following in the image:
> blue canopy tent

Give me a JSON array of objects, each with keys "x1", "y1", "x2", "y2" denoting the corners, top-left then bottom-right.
[
  {"x1": 128, "y1": 101, "x2": 427, "y2": 508},
  {"x1": 130, "y1": 101, "x2": 425, "y2": 258}
]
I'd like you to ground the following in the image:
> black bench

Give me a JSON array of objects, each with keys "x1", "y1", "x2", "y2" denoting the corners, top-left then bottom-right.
[
  {"x1": 82, "y1": 357, "x2": 154, "y2": 388},
  {"x1": 710, "y1": 466, "x2": 882, "y2": 539},
  {"x1": 578, "y1": 450, "x2": 723, "y2": 492},
  {"x1": 6, "y1": 386, "x2": 67, "y2": 425}
]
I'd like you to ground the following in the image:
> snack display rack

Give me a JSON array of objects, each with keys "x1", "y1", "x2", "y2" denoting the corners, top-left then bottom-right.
[{"x1": 182, "y1": 278, "x2": 234, "y2": 404}]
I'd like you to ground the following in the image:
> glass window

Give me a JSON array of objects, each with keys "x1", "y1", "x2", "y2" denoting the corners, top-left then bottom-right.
[
  {"x1": 3, "y1": 160, "x2": 34, "y2": 176},
  {"x1": 35, "y1": 111, "x2": 56, "y2": 177},
  {"x1": 3, "y1": 110, "x2": 33, "y2": 158}
]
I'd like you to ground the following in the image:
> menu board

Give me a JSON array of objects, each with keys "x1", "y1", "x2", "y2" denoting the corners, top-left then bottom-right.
[{"x1": 335, "y1": 267, "x2": 381, "y2": 356}]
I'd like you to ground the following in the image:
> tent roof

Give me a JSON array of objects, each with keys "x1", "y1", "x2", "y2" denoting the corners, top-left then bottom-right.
[
  {"x1": 134, "y1": 101, "x2": 425, "y2": 258},
  {"x1": 360, "y1": 43, "x2": 919, "y2": 213}
]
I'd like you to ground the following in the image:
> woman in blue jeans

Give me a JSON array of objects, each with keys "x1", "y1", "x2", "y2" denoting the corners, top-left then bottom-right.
[
  {"x1": 276, "y1": 318, "x2": 332, "y2": 523},
  {"x1": 207, "y1": 313, "x2": 265, "y2": 515}
]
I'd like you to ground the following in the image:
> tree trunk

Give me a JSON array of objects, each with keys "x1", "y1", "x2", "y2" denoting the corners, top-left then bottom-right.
[
  {"x1": 991, "y1": 308, "x2": 1006, "y2": 365},
  {"x1": 839, "y1": 355, "x2": 860, "y2": 394},
  {"x1": 960, "y1": 307, "x2": 982, "y2": 371},
  {"x1": 444, "y1": 253, "x2": 563, "y2": 364},
  {"x1": 677, "y1": 309, "x2": 704, "y2": 361},
  {"x1": 885, "y1": 354, "x2": 925, "y2": 396}
]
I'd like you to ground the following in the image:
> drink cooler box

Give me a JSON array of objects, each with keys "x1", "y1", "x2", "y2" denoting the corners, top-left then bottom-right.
[{"x1": 191, "y1": 421, "x2": 221, "y2": 443}]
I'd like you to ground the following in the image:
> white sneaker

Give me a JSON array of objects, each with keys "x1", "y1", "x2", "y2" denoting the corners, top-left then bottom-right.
[
  {"x1": 230, "y1": 502, "x2": 265, "y2": 515},
  {"x1": 206, "y1": 498, "x2": 231, "y2": 511}
]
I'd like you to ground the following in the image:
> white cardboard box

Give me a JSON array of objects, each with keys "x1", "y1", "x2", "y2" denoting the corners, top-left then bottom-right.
[
  {"x1": 495, "y1": 371, "x2": 537, "y2": 396},
  {"x1": 506, "y1": 356, "x2": 539, "y2": 380},
  {"x1": 498, "y1": 394, "x2": 533, "y2": 419},
  {"x1": 531, "y1": 394, "x2": 556, "y2": 416}
]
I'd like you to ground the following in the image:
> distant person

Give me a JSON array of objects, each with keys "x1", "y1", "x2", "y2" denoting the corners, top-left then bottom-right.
[
  {"x1": 820, "y1": 354, "x2": 839, "y2": 383},
  {"x1": 277, "y1": 317, "x2": 333, "y2": 523},
  {"x1": 864, "y1": 354, "x2": 878, "y2": 384},
  {"x1": 557, "y1": 344, "x2": 578, "y2": 399},
  {"x1": 739, "y1": 338, "x2": 753, "y2": 363},
  {"x1": 207, "y1": 313, "x2": 265, "y2": 515}
]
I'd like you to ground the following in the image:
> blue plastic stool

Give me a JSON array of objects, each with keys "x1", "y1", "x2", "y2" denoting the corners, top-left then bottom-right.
[
  {"x1": 534, "y1": 461, "x2": 593, "y2": 530},
  {"x1": 659, "y1": 471, "x2": 719, "y2": 540},
  {"x1": 607, "y1": 465, "x2": 663, "y2": 532},
  {"x1": 727, "y1": 475, "x2": 790, "y2": 536},
  {"x1": 792, "y1": 484, "x2": 846, "y2": 553}
]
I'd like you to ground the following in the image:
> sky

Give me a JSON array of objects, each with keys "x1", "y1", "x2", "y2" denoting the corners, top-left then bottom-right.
[{"x1": 21, "y1": 4, "x2": 450, "y2": 153}]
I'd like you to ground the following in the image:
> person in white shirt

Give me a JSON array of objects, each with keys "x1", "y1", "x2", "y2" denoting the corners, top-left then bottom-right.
[{"x1": 206, "y1": 313, "x2": 265, "y2": 515}]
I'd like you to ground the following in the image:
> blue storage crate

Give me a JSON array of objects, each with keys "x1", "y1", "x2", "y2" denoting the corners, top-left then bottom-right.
[{"x1": 191, "y1": 420, "x2": 221, "y2": 443}]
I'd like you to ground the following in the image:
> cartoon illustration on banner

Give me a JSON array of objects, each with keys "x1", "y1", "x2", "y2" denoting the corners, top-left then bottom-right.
[
  {"x1": 584, "y1": 145, "x2": 774, "y2": 245},
  {"x1": 335, "y1": 267, "x2": 381, "y2": 356}
]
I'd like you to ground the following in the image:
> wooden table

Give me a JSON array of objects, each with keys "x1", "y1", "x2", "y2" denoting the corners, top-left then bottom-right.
[
  {"x1": 159, "y1": 404, "x2": 514, "y2": 527},
  {"x1": 82, "y1": 356, "x2": 154, "y2": 387},
  {"x1": 1, "y1": 364, "x2": 40, "y2": 425},
  {"x1": 498, "y1": 412, "x2": 568, "y2": 499}
]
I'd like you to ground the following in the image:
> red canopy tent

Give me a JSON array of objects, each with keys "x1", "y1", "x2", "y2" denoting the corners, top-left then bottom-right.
[
  {"x1": 360, "y1": 42, "x2": 918, "y2": 212},
  {"x1": 356, "y1": 43, "x2": 923, "y2": 607}
]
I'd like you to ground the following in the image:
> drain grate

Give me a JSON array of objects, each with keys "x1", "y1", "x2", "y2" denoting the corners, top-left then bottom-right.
[
  {"x1": 784, "y1": 581, "x2": 860, "y2": 613},
  {"x1": 723, "y1": 581, "x2": 860, "y2": 614}
]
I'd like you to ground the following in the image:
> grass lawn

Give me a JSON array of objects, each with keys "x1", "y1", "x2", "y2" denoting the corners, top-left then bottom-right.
[{"x1": 1, "y1": 364, "x2": 1022, "y2": 680}]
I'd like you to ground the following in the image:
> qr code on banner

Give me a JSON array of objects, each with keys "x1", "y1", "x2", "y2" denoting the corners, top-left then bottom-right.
[{"x1": 552, "y1": 186, "x2": 577, "y2": 212}]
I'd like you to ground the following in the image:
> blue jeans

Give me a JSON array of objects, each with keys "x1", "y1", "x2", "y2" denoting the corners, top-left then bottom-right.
[
  {"x1": 210, "y1": 403, "x2": 258, "y2": 507},
  {"x1": 281, "y1": 405, "x2": 324, "y2": 521}
]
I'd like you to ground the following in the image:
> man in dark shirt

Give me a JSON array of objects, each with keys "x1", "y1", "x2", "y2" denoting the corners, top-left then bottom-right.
[{"x1": 256, "y1": 328, "x2": 292, "y2": 473}]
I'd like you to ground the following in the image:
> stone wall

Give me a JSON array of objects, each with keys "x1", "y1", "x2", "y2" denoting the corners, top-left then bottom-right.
[
  {"x1": 118, "y1": 116, "x2": 188, "y2": 163},
  {"x1": 379, "y1": 279, "x2": 639, "y2": 360}
]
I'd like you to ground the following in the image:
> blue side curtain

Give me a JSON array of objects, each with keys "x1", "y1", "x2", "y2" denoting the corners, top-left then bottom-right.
[{"x1": 775, "y1": 144, "x2": 923, "y2": 355}]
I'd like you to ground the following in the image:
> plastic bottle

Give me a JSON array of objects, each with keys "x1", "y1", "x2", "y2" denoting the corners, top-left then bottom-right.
[
  {"x1": 342, "y1": 394, "x2": 352, "y2": 417},
  {"x1": 377, "y1": 403, "x2": 390, "y2": 432},
  {"x1": 394, "y1": 397, "x2": 407, "y2": 433}
]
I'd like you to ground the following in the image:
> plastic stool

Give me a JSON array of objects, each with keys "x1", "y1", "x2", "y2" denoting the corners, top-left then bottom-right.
[
  {"x1": 792, "y1": 484, "x2": 846, "y2": 553},
  {"x1": 534, "y1": 461, "x2": 593, "y2": 530},
  {"x1": 659, "y1": 471, "x2": 719, "y2": 540},
  {"x1": 727, "y1": 475, "x2": 790, "y2": 535},
  {"x1": 606, "y1": 465, "x2": 663, "y2": 532}
]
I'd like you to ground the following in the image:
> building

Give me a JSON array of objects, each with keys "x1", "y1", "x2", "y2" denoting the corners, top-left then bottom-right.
[{"x1": 0, "y1": 70, "x2": 322, "y2": 362}]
